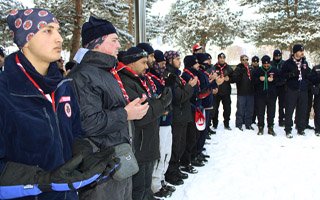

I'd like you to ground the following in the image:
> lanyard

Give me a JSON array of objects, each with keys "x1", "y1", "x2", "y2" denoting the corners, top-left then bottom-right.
[{"x1": 15, "y1": 54, "x2": 56, "y2": 112}]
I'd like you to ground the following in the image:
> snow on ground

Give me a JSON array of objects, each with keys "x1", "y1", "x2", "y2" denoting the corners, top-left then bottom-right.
[{"x1": 170, "y1": 94, "x2": 320, "y2": 200}]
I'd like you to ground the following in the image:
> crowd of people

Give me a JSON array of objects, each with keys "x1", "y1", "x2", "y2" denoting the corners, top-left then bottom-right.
[{"x1": 1, "y1": 8, "x2": 320, "y2": 200}]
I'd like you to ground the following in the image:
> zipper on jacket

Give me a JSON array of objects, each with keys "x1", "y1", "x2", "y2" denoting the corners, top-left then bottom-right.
[{"x1": 140, "y1": 129, "x2": 144, "y2": 151}]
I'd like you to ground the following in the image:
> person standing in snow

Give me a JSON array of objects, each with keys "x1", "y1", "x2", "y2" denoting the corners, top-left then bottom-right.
[
  {"x1": 253, "y1": 55, "x2": 279, "y2": 136},
  {"x1": 281, "y1": 44, "x2": 311, "y2": 138},
  {"x1": 251, "y1": 56, "x2": 260, "y2": 124},
  {"x1": 233, "y1": 55, "x2": 255, "y2": 131}
]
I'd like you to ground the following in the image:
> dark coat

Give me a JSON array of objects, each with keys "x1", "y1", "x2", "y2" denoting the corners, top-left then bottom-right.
[
  {"x1": 232, "y1": 63, "x2": 255, "y2": 96},
  {"x1": 281, "y1": 56, "x2": 311, "y2": 91},
  {"x1": 68, "y1": 51, "x2": 130, "y2": 149},
  {"x1": 253, "y1": 66, "x2": 279, "y2": 97},
  {"x1": 119, "y1": 68, "x2": 166, "y2": 163},
  {"x1": 0, "y1": 52, "x2": 81, "y2": 199},
  {"x1": 271, "y1": 59, "x2": 286, "y2": 87},
  {"x1": 212, "y1": 63, "x2": 233, "y2": 96},
  {"x1": 165, "y1": 64, "x2": 194, "y2": 124}
]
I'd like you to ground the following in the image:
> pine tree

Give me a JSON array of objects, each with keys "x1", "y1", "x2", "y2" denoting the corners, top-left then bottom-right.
[
  {"x1": 163, "y1": 0, "x2": 242, "y2": 53},
  {"x1": 239, "y1": 0, "x2": 320, "y2": 55}
]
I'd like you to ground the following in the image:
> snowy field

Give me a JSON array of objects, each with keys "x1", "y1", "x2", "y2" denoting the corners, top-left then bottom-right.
[{"x1": 170, "y1": 94, "x2": 320, "y2": 200}]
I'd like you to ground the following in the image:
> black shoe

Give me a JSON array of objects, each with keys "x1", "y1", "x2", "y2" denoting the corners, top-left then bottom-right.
[
  {"x1": 257, "y1": 127, "x2": 263, "y2": 135},
  {"x1": 286, "y1": 132, "x2": 293, "y2": 139},
  {"x1": 246, "y1": 125, "x2": 254, "y2": 130},
  {"x1": 206, "y1": 134, "x2": 211, "y2": 140},
  {"x1": 178, "y1": 170, "x2": 188, "y2": 179},
  {"x1": 224, "y1": 126, "x2": 232, "y2": 130},
  {"x1": 209, "y1": 129, "x2": 216, "y2": 135},
  {"x1": 268, "y1": 127, "x2": 276, "y2": 136},
  {"x1": 197, "y1": 154, "x2": 208, "y2": 163},
  {"x1": 237, "y1": 126, "x2": 243, "y2": 131},
  {"x1": 161, "y1": 180, "x2": 176, "y2": 192},
  {"x1": 154, "y1": 187, "x2": 172, "y2": 198},
  {"x1": 165, "y1": 175, "x2": 184, "y2": 186},
  {"x1": 315, "y1": 131, "x2": 320, "y2": 137},
  {"x1": 297, "y1": 131, "x2": 306, "y2": 136},
  {"x1": 191, "y1": 158, "x2": 205, "y2": 167},
  {"x1": 306, "y1": 125, "x2": 314, "y2": 130},
  {"x1": 200, "y1": 152, "x2": 210, "y2": 158},
  {"x1": 180, "y1": 165, "x2": 198, "y2": 174}
]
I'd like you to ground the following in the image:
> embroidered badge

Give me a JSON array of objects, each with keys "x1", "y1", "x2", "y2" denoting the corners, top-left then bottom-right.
[{"x1": 64, "y1": 103, "x2": 72, "y2": 118}]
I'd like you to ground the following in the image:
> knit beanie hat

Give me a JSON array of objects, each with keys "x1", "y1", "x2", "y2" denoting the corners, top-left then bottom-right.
[
  {"x1": 136, "y1": 43, "x2": 154, "y2": 55},
  {"x1": 7, "y1": 8, "x2": 58, "y2": 48},
  {"x1": 154, "y1": 50, "x2": 166, "y2": 62},
  {"x1": 192, "y1": 43, "x2": 202, "y2": 52},
  {"x1": 292, "y1": 44, "x2": 304, "y2": 54},
  {"x1": 261, "y1": 55, "x2": 271, "y2": 64},
  {"x1": 81, "y1": 16, "x2": 117, "y2": 47},
  {"x1": 196, "y1": 53, "x2": 210, "y2": 64},
  {"x1": 273, "y1": 49, "x2": 282, "y2": 57},
  {"x1": 122, "y1": 47, "x2": 148, "y2": 65},
  {"x1": 251, "y1": 56, "x2": 259, "y2": 63},
  {"x1": 184, "y1": 55, "x2": 198, "y2": 68}
]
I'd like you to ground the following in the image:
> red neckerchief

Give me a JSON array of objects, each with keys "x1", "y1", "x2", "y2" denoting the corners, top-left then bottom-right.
[
  {"x1": 147, "y1": 72, "x2": 165, "y2": 86},
  {"x1": 15, "y1": 54, "x2": 56, "y2": 112},
  {"x1": 183, "y1": 68, "x2": 200, "y2": 90},
  {"x1": 199, "y1": 68, "x2": 210, "y2": 77},
  {"x1": 216, "y1": 63, "x2": 226, "y2": 77},
  {"x1": 124, "y1": 67, "x2": 152, "y2": 98},
  {"x1": 244, "y1": 64, "x2": 251, "y2": 80},
  {"x1": 179, "y1": 76, "x2": 186, "y2": 86},
  {"x1": 145, "y1": 74, "x2": 157, "y2": 94},
  {"x1": 111, "y1": 62, "x2": 130, "y2": 103}
]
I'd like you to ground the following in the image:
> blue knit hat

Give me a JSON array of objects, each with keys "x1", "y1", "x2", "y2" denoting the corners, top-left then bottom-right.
[
  {"x1": 7, "y1": 8, "x2": 58, "y2": 48},
  {"x1": 184, "y1": 55, "x2": 198, "y2": 68},
  {"x1": 122, "y1": 47, "x2": 148, "y2": 65},
  {"x1": 261, "y1": 55, "x2": 271, "y2": 64},
  {"x1": 154, "y1": 50, "x2": 165, "y2": 62}
]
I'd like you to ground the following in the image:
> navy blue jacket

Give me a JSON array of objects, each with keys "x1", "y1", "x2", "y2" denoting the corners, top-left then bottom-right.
[
  {"x1": 253, "y1": 66, "x2": 279, "y2": 97},
  {"x1": 0, "y1": 52, "x2": 82, "y2": 199},
  {"x1": 181, "y1": 67, "x2": 202, "y2": 111},
  {"x1": 199, "y1": 68, "x2": 216, "y2": 109},
  {"x1": 281, "y1": 56, "x2": 311, "y2": 91},
  {"x1": 148, "y1": 68, "x2": 173, "y2": 126}
]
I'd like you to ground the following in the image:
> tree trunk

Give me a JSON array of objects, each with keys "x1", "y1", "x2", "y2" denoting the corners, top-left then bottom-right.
[
  {"x1": 284, "y1": 0, "x2": 290, "y2": 18},
  {"x1": 294, "y1": 0, "x2": 298, "y2": 17},
  {"x1": 69, "y1": 0, "x2": 83, "y2": 61},
  {"x1": 200, "y1": 33, "x2": 207, "y2": 52},
  {"x1": 127, "y1": 0, "x2": 134, "y2": 49}
]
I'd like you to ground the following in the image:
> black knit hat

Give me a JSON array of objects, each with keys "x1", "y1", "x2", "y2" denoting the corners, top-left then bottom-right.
[
  {"x1": 154, "y1": 50, "x2": 165, "y2": 62},
  {"x1": 137, "y1": 43, "x2": 154, "y2": 55},
  {"x1": 261, "y1": 55, "x2": 271, "y2": 64},
  {"x1": 122, "y1": 47, "x2": 148, "y2": 65},
  {"x1": 184, "y1": 55, "x2": 198, "y2": 68},
  {"x1": 117, "y1": 50, "x2": 127, "y2": 63},
  {"x1": 218, "y1": 53, "x2": 226, "y2": 59},
  {"x1": 292, "y1": 44, "x2": 304, "y2": 54},
  {"x1": 251, "y1": 56, "x2": 259, "y2": 63},
  {"x1": 273, "y1": 49, "x2": 282, "y2": 57},
  {"x1": 81, "y1": 16, "x2": 117, "y2": 47},
  {"x1": 196, "y1": 53, "x2": 210, "y2": 64}
]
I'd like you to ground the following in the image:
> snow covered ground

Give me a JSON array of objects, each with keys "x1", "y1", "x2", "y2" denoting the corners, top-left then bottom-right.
[{"x1": 170, "y1": 94, "x2": 320, "y2": 200}]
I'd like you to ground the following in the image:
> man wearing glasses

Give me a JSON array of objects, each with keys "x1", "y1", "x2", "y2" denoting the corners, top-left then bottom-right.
[{"x1": 233, "y1": 55, "x2": 255, "y2": 131}]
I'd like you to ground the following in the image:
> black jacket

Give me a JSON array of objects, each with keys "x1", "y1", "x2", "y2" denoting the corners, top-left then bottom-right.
[
  {"x1": 253, "y1": 66, "x2": 279, "y2": 97},
  {"x1": 271, "y1": 59, "x2": 286, "y2": 87},
  {"x1": 119, "y1": 68, "x2": 166, "y2": 163},
  {"x1": 281, "y1": 56, "x2": 311, "y2": 91},
  {"x1": 212, "y1": 63, "x2": 233, "y2": 96},
  {"x1": 233, "y1": 63, "x2": 255, "y2": 95},
  {"x1": 68, "y1": 51, "x2": 130, "y2": 149},
  {"x1": 166, "y1": 64, "x2": 194, "y2": 124}
]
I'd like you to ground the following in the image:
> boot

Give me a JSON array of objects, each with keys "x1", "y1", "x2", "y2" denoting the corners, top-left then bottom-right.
[
  {"x1": 268, "y1": 126, "x2": 276, "y2": 136},
  {"x1": 257, "y1": 126, "x2": 263, "y2": 135}
]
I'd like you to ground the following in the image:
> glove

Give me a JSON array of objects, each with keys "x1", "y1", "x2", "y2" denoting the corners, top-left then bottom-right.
[
  {"x1": 164, "y1": 73, "x2": 176, "y2": 87},
  {"x1": 160, "y1": 87, "x2": 172, "y2": 108}
]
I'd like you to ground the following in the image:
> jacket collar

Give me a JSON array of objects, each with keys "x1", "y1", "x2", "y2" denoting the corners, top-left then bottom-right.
[{"x1": 80, "y1": 50, "x2": 117, "y2": 70}]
